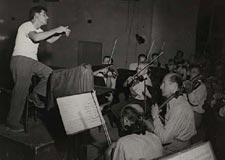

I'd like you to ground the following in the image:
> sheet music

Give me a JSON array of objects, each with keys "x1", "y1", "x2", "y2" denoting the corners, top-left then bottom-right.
[
  {"x1": 160, "y1": 142, "x2": 215, "y2": 160},
  {"x1": 57, "y1": 91, "x2": 105, "y2": 135}
]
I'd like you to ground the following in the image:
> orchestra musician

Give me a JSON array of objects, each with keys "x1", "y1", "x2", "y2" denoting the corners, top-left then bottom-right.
[
  {"x1": 150, "y1": 53, "x2": 161, "y2": 68},
  {"x1": 129, "y1": 54, "x2": 147, "y2": 71},
  {"x1": 124, "y1": 63, "x2": 152, "y2": 103},
  {"x1": 94, "y1": 56, "x2": 118, "y2": 89},
  {"x1": 184, "y1": 65, "x2": 207, "y2": 128},
  {"x1": 166, "y1": 59, "x2": 176, "y2": 73},
  {"x1": 111, "y1": 62, "x2": 152, "y2": 135},
  {"x1": 105, "y1": 104, "x2": 163, "y2": 160},
  {"x1": 145, "y1": 73, "x2": 196, "y2": 155}
]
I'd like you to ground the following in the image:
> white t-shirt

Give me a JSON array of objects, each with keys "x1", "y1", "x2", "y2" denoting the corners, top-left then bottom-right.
[
  {"x1": 129, "y1": 62, "x2": 138, "y2": 71},
  {"x1": 130, "y1": 75, "x2": 152, "y2": 100},
  {"x1": 12, "y1": 21, "x2": 43, "y2": 60}
]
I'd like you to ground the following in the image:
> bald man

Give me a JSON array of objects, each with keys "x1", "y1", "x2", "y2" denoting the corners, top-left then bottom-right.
[{"x1": 146, "y1": 73, "x2": 196, "y2": 155}]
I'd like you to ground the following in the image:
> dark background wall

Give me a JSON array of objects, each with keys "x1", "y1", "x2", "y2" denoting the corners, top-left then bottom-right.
[
  {"x1": 151, "y1": 0, "x2": 200, "y2": 64},
  {"x1": 45, "y1": 0, "x2": 154, "y2": 68},
  {"x1": 1, "y1": 0, "x2": 223, "y2": 87}
]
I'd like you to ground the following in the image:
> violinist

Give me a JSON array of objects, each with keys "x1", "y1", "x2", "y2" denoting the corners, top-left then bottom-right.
[
  {"x1": 129, "y1": 54, "x2": 147, "y2": 71},
  {"x1": 184, "y1": 65, "x2": 207, "y2": 128},
  {"x1": 145, "y1": 73, "x2": 196, "y2": 155},
  {"x1": 110, "y1": 63, "x2": 152, "y2": 131},
  {"x1": 150, "y1": 53, "x2": 161, "y2": 68},
  {"x1": 166, "y1": 59, "x2": 176, "y2": 73},
  {"x1": 93, "y1": 56, "x2": 118, "y2": 89},
  {"x1": 124, "y1": 63, "x2": 152, "y2": 105}
]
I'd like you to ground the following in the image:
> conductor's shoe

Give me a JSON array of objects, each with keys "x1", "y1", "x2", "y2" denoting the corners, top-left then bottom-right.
[
  {"x1": 29, "y1": 93, "x2": 45, "y2": 109},
  {"x1": 6, "y1": 123, "x2": 24, "y2": 132}
]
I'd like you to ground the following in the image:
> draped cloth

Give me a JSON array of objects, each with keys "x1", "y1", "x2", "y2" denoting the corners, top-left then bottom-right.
[{"x1": 47, "y1": 64, "x2": 94, "y2": 110}]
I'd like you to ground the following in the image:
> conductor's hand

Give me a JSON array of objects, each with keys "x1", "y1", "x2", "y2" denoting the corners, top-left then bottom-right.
[
  {"x1": 56, "y1": 26, "x2": 71, "y2": 37},
  {"x1": 65, "y1": 27, "x2": 71, "y2": 37}
]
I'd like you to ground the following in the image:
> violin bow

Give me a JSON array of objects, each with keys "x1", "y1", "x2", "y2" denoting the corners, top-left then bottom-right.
[
  {"x1": 110, "y1": 37, "x2": 118, "y2": 62},
  {"x1": 132, "y1": 51, "x2": 165, "y2": 79},
  {"x1": 147, "y1": 40, "x2": 155, "y2": 60},
  {"x1": 160, "y1": 41, "x2": 166, "y2": 52}
]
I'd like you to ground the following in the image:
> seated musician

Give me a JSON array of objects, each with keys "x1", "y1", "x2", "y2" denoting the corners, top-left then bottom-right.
[
  {"x1": 129, "y1": 54, "x2": 147, "y2": 71},
  {"x1": 174, "y1": 50, "x2": 185, "y2": 65},
  {"x1": 105, "y1": 104, "x2": 163, "y2": 160},
  {"x1": 174, "y1": 62, "x2": 188, "y2": 80},
  {"x1": 166, "y1": 59, "x2": 176, "y2": 73},
  {"x1": 145, "y1": 73, "x2": 196, "y2": 155},
  {"x1": 124, "y1": 62, "x2": 152, "y2": 106},
  {"x1": 183, "y1": 65, "x2": 207, "y2": 128},
  {"x1": 150, "y1": 52, "x2": 161, "y2": 68},
  {"x1": 94, "y1": 56, "x2": 118, "y2": 89},
  {"x1": 111, "y1": 63, "x2": 152, "y2": 132}
]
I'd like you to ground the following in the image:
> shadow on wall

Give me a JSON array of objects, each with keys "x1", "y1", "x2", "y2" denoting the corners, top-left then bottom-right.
[{"x1": 0, "y1": 31, "x2": 16, "y2": 89}]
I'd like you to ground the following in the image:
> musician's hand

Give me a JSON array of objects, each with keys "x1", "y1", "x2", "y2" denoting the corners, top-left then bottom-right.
[
  {"x1": 151, "y1": 104, "x2": 159, "y2": 120},
  {"x1": 143, "y1": 119, "x2": 154, "y2": 132},
  {"x1": 105, "y1": 142, "x2": 117, "y2": 160},
  {"x1": 105, "y1": 93, "x2": 113, "y2": 102},
  {"x1": 210, "y1": 99, "x2": 217, "y2": 108},
  {"x1": 127, "y1": 76, "x2": 134, "y2": 84},
  {"x1": 123, "y1": 76, "x2": 134, "y2": 87}
]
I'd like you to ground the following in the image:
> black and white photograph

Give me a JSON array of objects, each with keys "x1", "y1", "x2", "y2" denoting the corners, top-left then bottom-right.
[{"x1": 0, "y1": 0, "x2": 224, "y2": 159}]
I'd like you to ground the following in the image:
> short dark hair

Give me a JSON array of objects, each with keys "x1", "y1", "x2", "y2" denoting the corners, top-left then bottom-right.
[
  {"x1": 169, "y1": 73, "x2": 183, "y2": 89},
  {"x1": 176, "y1": 50, "x2": 184, "y2": 56},
  {"x1": 103, "y1": 56, "x2": 113, "y2": 64},
  {"x1": 138, "y1": 54, "x2": 147, "y2": 59},
  {"x1": 152, "y1": 52, "x2": 159, "y2": 58},
  {"x1": 29, "y1": 6, "x2": 47, "y2": 20}
]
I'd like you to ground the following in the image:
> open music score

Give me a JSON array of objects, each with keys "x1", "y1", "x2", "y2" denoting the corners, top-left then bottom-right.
[
  {"x1": 158, "y1": 142, "x2": 215, "y2": 160},
  {"x1": 56, "y1": 91, "x2": 105, "y2": 135}
]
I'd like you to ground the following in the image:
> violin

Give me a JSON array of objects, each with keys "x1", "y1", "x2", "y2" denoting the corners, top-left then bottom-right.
[
  {"x1": 105, "y1": 66, "x2": 118, "y2": 79},
  {"x1": 103, "y1": 37, "x2": 118, "y2": 79},
  {"x1": 120, "y1": 89, "x2": 184, "y2": 135},
  {"x1": 126, "y1": 75, "x2": 145, "y2": 88},
  {"x1": 183, "y1": 74, "x2": 202, "y2": 94},
  {"x1": 126, "y1": 51, "x2": 165, "y2": 88}
]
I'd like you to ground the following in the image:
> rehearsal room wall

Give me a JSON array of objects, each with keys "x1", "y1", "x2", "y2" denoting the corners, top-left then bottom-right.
[
  {"x1": 0, "y1": 0, "x2": 200, "y2": 84},
  {"x1": 45, "y1": 0, "x2": 154, "y2": 68},
  {"x1": 45, "y1": 0, "x2": 200, "y2": 68},
  {"x1": 0, "y1": 0, "x2": 33, "y2": 87},
  {"x1": 151, "y1": 0, "x2": 200, "y2": 65}
]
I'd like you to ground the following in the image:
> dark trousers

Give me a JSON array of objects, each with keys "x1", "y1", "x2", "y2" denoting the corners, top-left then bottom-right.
[{"x1": 7, "y1": 56, "x2": 52, "y2": 126}]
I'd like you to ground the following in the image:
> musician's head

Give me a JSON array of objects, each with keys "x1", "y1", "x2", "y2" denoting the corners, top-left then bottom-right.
[
  {"x1": 176, "y1": 50, "x2": 184, "y2": 58},
  {"x1": 120, "y1": 104, "x2": 144, "y2": 134},
  {"x1": 160, "y1": 73, "x2": 183, "y2": 97},
  {"x1": 190, "y1": 65, "x2": 201, "y2": 79},
  {"x1": 138, "y1": 54, "x2": 147, "y2": 63},
  {"x1": 103, "y1": 56, "x2": 113, "y2": 64},
  {"x1": 167, "y1": 59, "x2": 175, "y2": 72},
  {"x1": 137, "y1": 63, "x2": 148, "y2": 76},
  {"x1": 29, "y1": 6, "x2": 48, "y2": 26},
  {"x1": 152, "y1": 52, "x2": 159, "y2": 60}
]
